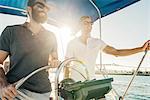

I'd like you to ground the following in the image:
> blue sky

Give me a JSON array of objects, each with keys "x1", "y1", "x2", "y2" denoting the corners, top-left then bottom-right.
[{"x1": 92, "y1": 0, "x2": 149, "y2": 67}]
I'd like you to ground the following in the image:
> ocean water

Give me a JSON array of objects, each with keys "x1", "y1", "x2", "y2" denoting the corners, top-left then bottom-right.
[{"x1": 96, "y1": 75, "x2": 150, "y2": 100}]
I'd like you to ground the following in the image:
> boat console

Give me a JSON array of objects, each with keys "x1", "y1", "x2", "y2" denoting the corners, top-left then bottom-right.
[{"x1": 58, "y1": 78, "x2": 113, "y2": 100}]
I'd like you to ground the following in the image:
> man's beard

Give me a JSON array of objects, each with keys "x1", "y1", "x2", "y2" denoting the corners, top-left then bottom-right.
[{"x1": 32, "y1": 10, "x2": 48, "y2": 23}]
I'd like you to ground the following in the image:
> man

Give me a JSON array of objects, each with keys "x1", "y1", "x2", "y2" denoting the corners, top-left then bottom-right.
[
  {"x1": 65, "y1": 16, "x2": 150, "y2": 81},
  {"x1": 0, "y1": 0, "x2": 59, "y2": 100}
]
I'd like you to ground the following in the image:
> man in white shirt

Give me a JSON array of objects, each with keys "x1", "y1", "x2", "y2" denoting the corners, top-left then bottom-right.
[{"x1": 65, "y1": 16, "x2": 150, "y2": 81}]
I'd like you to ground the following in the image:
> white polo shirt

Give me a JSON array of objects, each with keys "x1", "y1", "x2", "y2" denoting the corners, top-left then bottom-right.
[{"x1": 65, "y1": 37, "x2": 107, "y2": 81}]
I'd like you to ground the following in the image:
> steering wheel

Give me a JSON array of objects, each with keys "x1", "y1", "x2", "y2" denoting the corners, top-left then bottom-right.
[
  {"x1": 54, "y1": 57, "x2": 89, "y2": 100},
  {"x1": 15, "y1": 65, "x2": 51, "y2": 100},
  {"x1": 14, "y1": 58, "x2": 89, "y2": 100}
]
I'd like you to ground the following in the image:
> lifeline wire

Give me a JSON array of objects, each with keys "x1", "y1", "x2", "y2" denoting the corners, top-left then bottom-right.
[{"x1": 120, "y1": 43, "x2": 149, "y2": 100}]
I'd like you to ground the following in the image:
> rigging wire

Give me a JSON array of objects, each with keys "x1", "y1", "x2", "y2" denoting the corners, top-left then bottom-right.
[{"x1": 120, "y1": 43, "x2": 149, "y2": 100}]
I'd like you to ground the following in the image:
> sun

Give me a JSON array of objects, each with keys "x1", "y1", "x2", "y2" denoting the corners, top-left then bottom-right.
[{"x1": 59, "y1": 26, "x2": 71, "y2": 35}]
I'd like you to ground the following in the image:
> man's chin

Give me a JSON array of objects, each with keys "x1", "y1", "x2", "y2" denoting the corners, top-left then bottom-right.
[
  {"x1": 36, "y1": 19, "x2": 47, "y2": 24},
  {"x1": 39, "y1": 20, "x2": 46, "y2": 24}
]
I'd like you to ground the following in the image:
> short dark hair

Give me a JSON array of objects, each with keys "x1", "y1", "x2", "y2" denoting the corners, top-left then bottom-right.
[{"x1": 27, "y1": 0, "x2": 46, "y2": 6}]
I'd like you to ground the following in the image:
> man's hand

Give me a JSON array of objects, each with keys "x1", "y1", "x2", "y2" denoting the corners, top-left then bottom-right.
[
  {"x1": 0, "y1": 84, "x2": 18, "y2": 100},
  {"x1": 48, "y1": 52, "x2": 61, "y2": 68},
  {"x1": 49, "y1": 59, "x2": 61, "y2": 68},
  {"x1": 142, "y1": 40, "x2": 150, "y2": 51}
]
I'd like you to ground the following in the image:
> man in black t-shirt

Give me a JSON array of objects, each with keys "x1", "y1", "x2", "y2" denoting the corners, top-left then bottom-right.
[{"x1": 0, "y1": 0, "x2": 59, "y2": 100}]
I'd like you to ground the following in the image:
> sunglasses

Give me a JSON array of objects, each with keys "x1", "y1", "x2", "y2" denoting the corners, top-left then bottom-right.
[
  {"x1": 32, "y1": 2, "x2": 50, "y2": 11},
  {"x1": 82, "y1": 21, "x2": 93, "y2": 25}
]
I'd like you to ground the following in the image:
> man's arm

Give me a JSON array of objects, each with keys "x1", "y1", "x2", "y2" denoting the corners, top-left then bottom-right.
[
  {"x1": 64, "y1": 42, "x2": 75, "y2": 79},
  {"x1": 0, "y1": 50, "x2": 18, "y2": 100},
  {"x1": 63, "y1": 57, "x2": 71, "y2": 79},
  {"x1": 49, "y1": 51, "x2": 60, "y2": 68},
  {"x1": 103, "y1": 40, "x2": 150, "y2": 57},
  {"x1": 0, "y1": 50, "x2": 9, "y2": 88}
]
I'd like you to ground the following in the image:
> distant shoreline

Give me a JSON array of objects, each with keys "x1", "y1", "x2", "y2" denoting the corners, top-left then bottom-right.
[{"x1": 95, "y1": 71, "x2": 150, "y2": 76}]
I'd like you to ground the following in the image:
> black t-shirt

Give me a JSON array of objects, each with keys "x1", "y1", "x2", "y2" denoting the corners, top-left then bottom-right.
[{"x1": 0, "y1": 24, "x2": 57, "y2": 93}]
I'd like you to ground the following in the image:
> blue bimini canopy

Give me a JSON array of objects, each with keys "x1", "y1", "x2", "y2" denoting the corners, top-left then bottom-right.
[
  {"x1": 48, "y1": 0, "x2": 140, "y2": 22},
  {"x1": 0, "y1": 0, "x2": 140, "y2": 30},
  {"x1": 0, "y1": 0, "x2": 27, "y2": 16},
  {"x1": 0, "y1": 0, "x2": 140, "y2": 18},
  {"x1": 47, "y1": 0, "x2": 140, "y2": 31}
]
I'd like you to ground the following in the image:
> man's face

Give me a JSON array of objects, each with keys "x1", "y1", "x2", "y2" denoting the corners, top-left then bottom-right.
[
  {"x1": 80, "y1": 17, "x2": 93, "y2": 34},
  {"x1": 30, "y1": 0, "x2": 50, "y2": 23}
]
